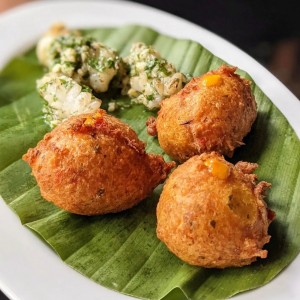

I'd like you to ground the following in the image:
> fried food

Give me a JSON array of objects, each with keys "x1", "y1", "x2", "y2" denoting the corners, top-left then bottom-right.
[
  {"x1": 154, "y1": 65, "x2": 257, "y2": 162},
  {"x1": 156, "y1": 152, "x2": 274, "y2": 268},
  {"x1": 23, "y1": 109, "x2": 174, "y2": 215}
]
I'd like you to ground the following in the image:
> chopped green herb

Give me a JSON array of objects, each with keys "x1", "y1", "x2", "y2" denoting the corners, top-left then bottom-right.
[
  {"x1": 146, "y1": 94, "x2": 154, "y2": 101},
  {"x1": 82, "y1": 85, "x2": 92, "y2": 93}
]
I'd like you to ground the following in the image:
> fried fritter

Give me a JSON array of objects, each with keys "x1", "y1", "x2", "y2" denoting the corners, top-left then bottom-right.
[
  {"x1": 154, "y1": 65, "x2": 257, "y2": 162},
  {"x1": 23, "y1": 109, "x2": 174, "y2": 215},
  {"x1": 156, "y1": 152, "x2": 274, "y2": 268}
]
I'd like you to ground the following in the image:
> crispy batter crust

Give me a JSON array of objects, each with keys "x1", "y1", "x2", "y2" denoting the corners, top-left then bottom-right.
[
  {"x1": 156, "y1": 65, "x2": 257, "y2": 162},
  {"x1": 23, "y1": 110, "x2": 174, "y2": 215},
  {"x1": 146, "y1": 116, "x2": 157, "y2": 136},
  {"x1": 156, "y1": 152, "x2": 274, "y2": 268}
]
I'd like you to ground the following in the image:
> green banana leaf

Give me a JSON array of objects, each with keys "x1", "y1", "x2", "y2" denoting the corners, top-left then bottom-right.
[{"x1": 0, "y1": 25, "x2": 300, "y2": 300}]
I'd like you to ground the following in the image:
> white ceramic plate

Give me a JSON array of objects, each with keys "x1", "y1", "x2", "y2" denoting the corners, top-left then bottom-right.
[{"x1": 0, "y1": 1, "x2": 299, "y2": 299}]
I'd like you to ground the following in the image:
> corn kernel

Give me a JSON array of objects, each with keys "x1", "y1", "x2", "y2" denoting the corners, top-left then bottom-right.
[
  {"x1": 204, "y1": 158, "x2": 230, "y2": 179},
  {"x1": 202, "y1": 74, "x2": 223, "y2": 87},
  {"x1": 84, "y1": 116, "x2": 96, "y2": 126},
  {"x1": 94, "y1": 110, "x2": 104, "y2": 119}
]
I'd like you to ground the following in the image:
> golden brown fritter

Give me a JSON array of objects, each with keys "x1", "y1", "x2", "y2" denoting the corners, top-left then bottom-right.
[
  {"x1": 154, "y1": 65, "x2": 257, "y2": 162},
  {"x1": 23, "y1": 109, "x2": 174, "y2": 215},
  {"x1": 156, "y1": 152, "x2": 274, "y2": 268}
]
